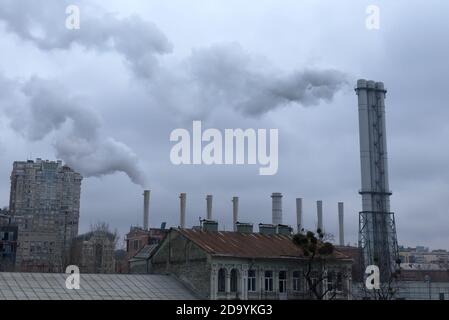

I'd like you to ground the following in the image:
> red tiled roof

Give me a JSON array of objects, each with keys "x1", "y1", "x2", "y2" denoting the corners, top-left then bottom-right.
[{"x1": 177, "y1": 228, "x2": 350, "y2": 260}]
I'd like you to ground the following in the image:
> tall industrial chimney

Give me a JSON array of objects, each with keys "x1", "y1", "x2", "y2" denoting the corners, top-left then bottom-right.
[
  {"x1": 296, "y1": 198, "x2": 303, "y2": 233},
  {"x1": 179, "y1": 193, "x2": 186, "y2": 228},
  {"x1": 206, "y1": 195, "x2": 213, "y2": 220},
  {"x1": 271, "y1": 193, "x2": 283, "y2": 225},
  {"x1": 355, "y1": 79, "x2": 398, "y2": 280},
  {"x1": 143, "y1": 190, "x2": 150, "y2": 230},
  {"x1": 316, "y1": 200, "x2": 323, "y2": 232},
  {"x1": 232, "y1": 197, "x2": 239, "y2": 232},
  {"x1": 338, "y1": 202, "x2": 344, "y2": 246}
]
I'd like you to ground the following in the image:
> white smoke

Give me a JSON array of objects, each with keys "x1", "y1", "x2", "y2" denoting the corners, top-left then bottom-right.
[
  {"x1": 1, "y1": 76, "x2": 148, "y2": 187},
  {"x1": 0, "y1": 0, "x2": 172, "y2": 79}
]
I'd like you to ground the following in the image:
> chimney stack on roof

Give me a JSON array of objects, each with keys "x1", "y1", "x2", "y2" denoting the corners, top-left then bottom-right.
[
  {"x1": 206, "y1": 195, "x2": 213, "y2": 220},
  {"x1": 232, "y1": 197, "x2": 239, "y2": 232},
  {"x1": 143, "y1": 190, "x2": 150, "y2": 230},
  {"x1": 317, "y1": 200, "x2": 323, "y2": 232},
  {"x1": 179, "y1": 193, "x2": 186, "y2": 228},
  {"x1": 271, "y1": 193, "x2": 283, "y2": 225}
]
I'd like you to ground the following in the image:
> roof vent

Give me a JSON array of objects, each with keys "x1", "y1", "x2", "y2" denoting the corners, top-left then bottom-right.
[
  {"x1": 235, "y1": 222, "x2": 253, "y2": 233},
  {"x1": 276, "y1": 224, "x2": 293, "y2": 236},
  {"x1": 259, "y1": 223, "x2": 276, "y2": 235},
  {"x1": 201, "y1": 219, "x2": 218, "y2": 232}
]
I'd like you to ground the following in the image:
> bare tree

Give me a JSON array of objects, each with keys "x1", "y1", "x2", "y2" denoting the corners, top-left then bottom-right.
[{"x1": 89, "y1": 221, "x2": 119, "y2": 249}]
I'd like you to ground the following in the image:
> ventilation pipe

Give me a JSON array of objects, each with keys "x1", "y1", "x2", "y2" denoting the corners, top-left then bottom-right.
[
  {"x1": 317, "y1": 200, "x2": 323, "y2": 232},
  {"x1": 180, "y1": 193, "x2": 186, "y2": 228},
  {"x1": 143, "y1": 190, "x2": 150, "y2": 230},
  {"x1": 296, "y1": 198, "x2": 303, "y2": 233},
  {"x1": 338, "y1": 202, "x2": 345, "y2": 246},
  {"x1": 206, "y1": 195, "x2": 213, "y2": 220},
  {"x1": 232, "y1": 197, "x2": 239, "y2": 232},
  {"x1": 271, "y1": 193, "x2": 283, "y2": 225}
]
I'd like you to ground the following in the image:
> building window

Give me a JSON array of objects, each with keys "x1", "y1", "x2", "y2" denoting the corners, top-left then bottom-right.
[
  {"x1": 327, "y1": 271, "x2": 334, "y2": 292},
  {"x1": 230, "y1": 269, "x2": 238, "y2": 293},
  {"x1": 327, "y1": 271, "x2": 343, "y2": 292},
  {"x1": 218, "y1": 268, "x2": 226, "y2": 292},
  {"x1": 293, "y1": 271, "x2": 301, "y2": 292},
  {"x1": 336, "y1": 272, "x2": 343, "y2": 292},
  {"x1": 248, "y1": 270, "x2": 256, "y2": 292},
  {"x1": 264, "y1": 271, "x2": 273, "y2": 292},
  {"x1": 279, "y1": 271, "x2": 287, "y2": 293}
]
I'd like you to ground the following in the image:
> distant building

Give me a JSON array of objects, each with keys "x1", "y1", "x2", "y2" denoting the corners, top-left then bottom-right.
[
  {"x1": 148, "y1": 227, "x2": 353, "y2": 300},
  {"x1": 341, "y1": 245, "x2": 449, "y2": 300},
  {"x1": 399, "y1": 246, "x2": 449, "y2": 268},
  {"x1": 128, "y1": 244, "x2": 158, "y2": 274},
  {"x1": 0, "y1": 223, "x2": 18, "y2": 272},
  {"x1": 70, "y1": 230, "x2": 116, "y2": 274},
  {"x1": 9, "y1": 159, "x2": 82, "y2": 272},
  {"x1": 125, "y1": 226, "x2": 167, "y2": 266}
]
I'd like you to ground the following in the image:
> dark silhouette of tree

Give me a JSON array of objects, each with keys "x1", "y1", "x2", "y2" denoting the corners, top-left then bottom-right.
[{"x1": 293, "y1": 229, "x2": 349, "y2": 300}]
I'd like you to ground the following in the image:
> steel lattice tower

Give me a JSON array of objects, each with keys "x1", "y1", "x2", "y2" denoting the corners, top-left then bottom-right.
[{"x1": 355, "y1": 79, "x2": 399, "y2": 281}]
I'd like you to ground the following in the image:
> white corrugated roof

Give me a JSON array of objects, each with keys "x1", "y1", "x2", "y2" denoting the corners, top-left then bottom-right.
[{"x1": 0, "y1": 272, "x2": 196, "y2": 300}]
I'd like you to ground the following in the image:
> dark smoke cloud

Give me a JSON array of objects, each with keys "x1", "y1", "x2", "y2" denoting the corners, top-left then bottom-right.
[{"x1": 0, "y1": 75, "x2": 148, "y2": 187}]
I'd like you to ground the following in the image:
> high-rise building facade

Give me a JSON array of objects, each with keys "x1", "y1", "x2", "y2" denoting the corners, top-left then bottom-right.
[{"x1": 9, "y1": 159, "x2": 82, "y2": 272}]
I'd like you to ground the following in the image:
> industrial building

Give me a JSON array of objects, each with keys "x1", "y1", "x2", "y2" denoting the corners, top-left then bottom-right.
[
  {"x1": 131, "y1": 190, "x2": 353, "y2": 300},
  {"x1": 8, "y1": 159, "x2": 82, "y2": 272}
]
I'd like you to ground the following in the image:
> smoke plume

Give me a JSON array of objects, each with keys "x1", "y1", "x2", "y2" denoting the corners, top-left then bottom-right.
[
  {"x1": 1, "y1": 76, "x2": 148, "y2": 187},
  {"x1": 0, "y1": 0, "x2": 172, "y2": 79}
]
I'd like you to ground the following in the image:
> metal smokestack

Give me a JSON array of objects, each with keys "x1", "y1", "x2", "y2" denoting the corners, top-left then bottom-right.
[
  {"x1": 232, "y1": 197, "x2": 239, "y2": 232},
  {"x1": 143, "y1": 190, "x2": 150, "y2": 230},
  {"x1": 317, "y1": 200, "x2": 323, "y2": 232},
  {"x1": 296, "y1": 198, "x2": 303, "y2": 233},
  {"x1": 206, "y1": 195, "x2": 213, "y2": 220},
  {"x1": 271, "y1": 193, "x2": 283, "y2": 225},
  {"x1": 338, "y1": 202, "x2": 345, "y2": 246},
  {"x1": 179, "y1": 193, "x2": 186, "y2": 228}
]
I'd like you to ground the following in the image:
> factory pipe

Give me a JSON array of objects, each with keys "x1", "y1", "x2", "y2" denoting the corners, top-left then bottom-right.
[
  {"x1": 143, "y1": 190, "x2": 150, "y2": 230},
  {"x1": 271, "y1": 193, "x2": 283, "y2": 225},
  {"x1": 180, "y1": 193, "x2": 186, "y2": 228},
  {"x1": 338, "y1": 202, "x2": 345, "y2": 246},
  {"x1": 206, "y1": 195, "x2": 213, "y2": 220},
  {"x1": 296, "y1": 198, "x2": 303, "y2": 233},
  {"x1": 232, "y1": 197, "x2": 239, "y2": 232},
  {"x1": 317, "y1": 200, "x2": 323, "y2": 232}
]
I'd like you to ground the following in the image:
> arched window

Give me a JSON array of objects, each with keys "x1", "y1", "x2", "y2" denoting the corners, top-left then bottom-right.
[
  {"x1": 230, "y1": 269, "x2": 239, "y2": 292},
  {"x1": 218, "y1": 268, "x2": 226, "y2": 292}
]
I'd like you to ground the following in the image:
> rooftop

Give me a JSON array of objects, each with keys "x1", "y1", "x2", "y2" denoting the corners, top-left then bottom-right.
[
  {"x1": 0, "y1": 272, "x2": 196, "y2": 300},
  {"x1": 177, "y1": 228, "x2": 350, "y2": 260}
]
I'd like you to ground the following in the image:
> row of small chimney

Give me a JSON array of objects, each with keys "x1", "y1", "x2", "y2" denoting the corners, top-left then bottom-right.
[{"x1": 142, "y1": 190, "x2": 346, "y2": 246}]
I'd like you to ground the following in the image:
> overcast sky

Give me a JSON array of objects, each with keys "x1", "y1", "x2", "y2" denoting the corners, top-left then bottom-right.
[{"x1": 0, "y1": 0, "x2": 448, "y2": 249}]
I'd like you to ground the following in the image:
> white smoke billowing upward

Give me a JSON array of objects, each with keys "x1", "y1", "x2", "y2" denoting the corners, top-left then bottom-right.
[
  {"x1": 186, "y1": 43, "x2": 349, "y2": 116},
  {"x1": 0, "y1": 0, "x2": 172, "y2": 79},
  {"x1": 2, "y1": 76, "x2": 148, "y2": 187},
  {"x1": 0, "y1": 2, "x2": 348, "y2": 187}
]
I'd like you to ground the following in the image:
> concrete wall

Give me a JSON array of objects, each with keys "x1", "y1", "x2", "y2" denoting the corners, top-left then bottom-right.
[{"x1": 151, "y1": 232, "x2": 210, "y2": 299}]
